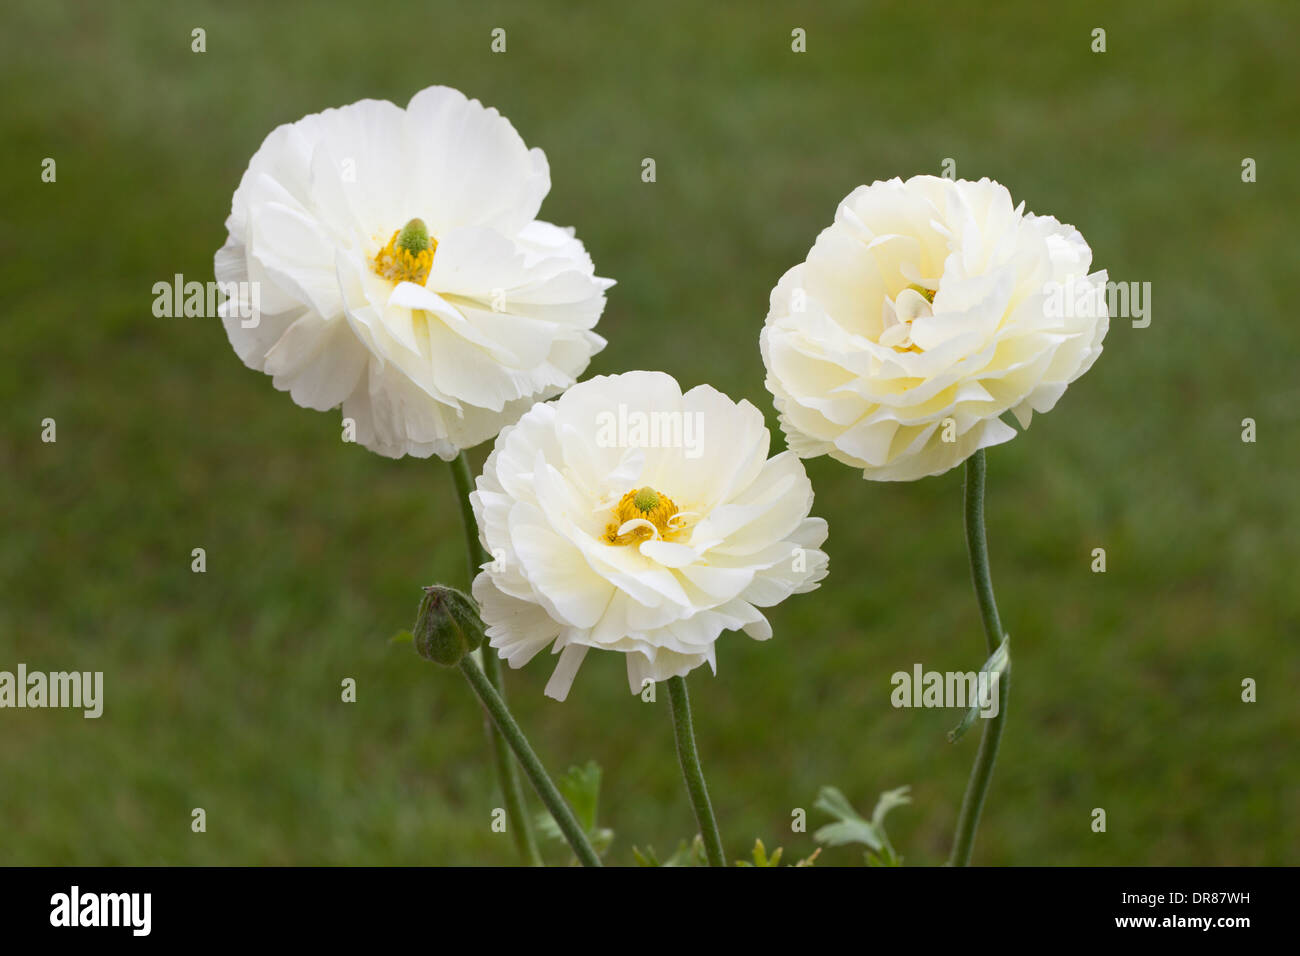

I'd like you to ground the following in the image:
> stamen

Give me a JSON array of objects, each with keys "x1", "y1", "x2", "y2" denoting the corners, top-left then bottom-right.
[
  {"x1": 372, "y1": 217, "x2": 437, "y2": 284},
  {"x1": 605, "y1": 487, "x2": 684, "y2": 545}
]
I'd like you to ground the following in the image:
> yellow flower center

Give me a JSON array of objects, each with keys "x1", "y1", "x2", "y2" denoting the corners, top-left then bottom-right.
[
  {"x1": 372, "y1": 217, "x2": 436, "y2": 284},
  {"x1": 605, "y1": 487, "x2": 682, "y2": 545}
]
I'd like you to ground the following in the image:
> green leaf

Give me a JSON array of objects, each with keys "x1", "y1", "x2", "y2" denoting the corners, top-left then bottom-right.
[
  {"x1": 814, "y1": 819, "x2": 884, "y2": 850},
  {"x1": 589, "y1": 827, "x2": 614, "y2": 856},
  {"x1": 735, "y1": 838, "x2": 783, "y2": 867},
  {"x1": 633, "y1": 838, "x2": 705, "y2": 867},
  {"x1": 871, "y1": 785, "x2": 913, "y2": 831},
  {"x1": 556, "y1": 760, "x2": 602, "y2": 833},
  {"x1": 389, "y1": 630, "x2": 413, "y2": 644},
  {"x1": 947, "y1": 636, "x2": 1010, "y2": 743},
  {"x1": 534, "y1": 761, "x2": 612, "y2": 859},
  {"x1": 813, "y1": 784, "x2": 912, "y2": 863},
  {"x1": 866, "y1": 848, "x2": 902, "y2": 867},
  {"x1": 665, "y1": 835, "x2": 707, "y2": 867},
  {"x1": 813, "y1": 786, "x2": 884, "y2": 850},
  {"x1": 632, "y1": 845, "x2": 660, "y2": 867}
]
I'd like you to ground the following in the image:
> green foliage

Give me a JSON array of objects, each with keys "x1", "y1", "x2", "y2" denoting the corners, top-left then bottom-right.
[
  {"x1": 632, "y1": 835, "x2": 706, "y2": 867},
  {"x1": 736, "y1": 838, "x2": 782, "y2": 867},
  {"x1": 733, "y1": 838, "x2": 821, "y2": 867},
  {"x1": 814, "y1": 786, "x2": 912, "y2": 865},
  {"x1": 535, "y1": 761, "x2": 614, "y2": 860}
]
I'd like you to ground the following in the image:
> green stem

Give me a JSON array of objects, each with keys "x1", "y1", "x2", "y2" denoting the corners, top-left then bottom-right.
[
  {"x1": 449, "y1": 451, "x2": 491, "y2": 584},
  {"x1": 666, "y1": 675, "x2": 726, "y2": 867},
  {"x1": 458, "y1": 656, "x2": 602, "y2": 867},
  {"x1": 948, "y1": 449, "x2": 1011, "y2": 866},
  {"x1": 448, "y1": 453, "x2": 541, "y2": 867}
]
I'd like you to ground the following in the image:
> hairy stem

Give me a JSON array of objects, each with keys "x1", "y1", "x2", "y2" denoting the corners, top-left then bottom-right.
[
  {"x1": 449, "y1": 453, "x2": 541, "y2": 867},
  {"x1": 666, "y1": 675, "x2": 726, "y2": 867},
  {"x1": 458, "y1": 656, "x2": 601, "y2": 867},
  {"x1": 947, "y1": 450, "x2": 1011, "y2": 866}
]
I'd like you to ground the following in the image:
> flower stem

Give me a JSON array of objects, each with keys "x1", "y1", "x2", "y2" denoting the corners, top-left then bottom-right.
[
  {"x1": 665, "y1": 675, "x2": 726, "y2": 867},
  {"x1": 458, "y1": 655, "x2": 602, "y2": 867},
  {"x1": 947, "y1": 449, "x2": 1011, "y2": 866},
  {"x1": 448, "y1": 453, "x2": 541, "y2": 867}
]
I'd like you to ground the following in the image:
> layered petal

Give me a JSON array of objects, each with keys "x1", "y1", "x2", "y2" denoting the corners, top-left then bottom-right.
[
  {"x1": 470, "y1": 372, "x2": 829, "y2": 700},
  {"x1": 214, "y1": 85, "x2": 612, "y2": 459},
  {"x1": 761, "y1": 175, "x2": 1108, "y2": 480}
]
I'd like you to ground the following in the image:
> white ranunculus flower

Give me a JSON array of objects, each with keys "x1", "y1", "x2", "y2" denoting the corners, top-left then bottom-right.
[
  {"x1": 215, "y1": 85, "x2": 613, "y2": 459},
  {"x1": 470, "y1": 371, "x2": 829, "y2": 701},
  {"x1": 760, "y1": 175, "x2": 1108, "y2": 481}
]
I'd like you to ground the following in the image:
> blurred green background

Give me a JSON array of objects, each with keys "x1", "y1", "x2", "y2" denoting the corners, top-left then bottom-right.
[{"x1": 1, "y1": 0, "x2": 1296, "y2": 865}]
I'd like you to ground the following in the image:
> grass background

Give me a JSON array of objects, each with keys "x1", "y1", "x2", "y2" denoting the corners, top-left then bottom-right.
[{"x1": 1, "y1": 0, "x2": 1296, "y2": 865}]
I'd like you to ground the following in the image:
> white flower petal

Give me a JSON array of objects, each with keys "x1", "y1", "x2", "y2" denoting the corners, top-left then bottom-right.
[
  {"x1": 544, "y1": 644, "x2": 589, "y2": 701},
  {"x1": 214, "y1": 85, "x2": 610, "y2": 459},
  {"x1": 471, "y1": 372, "x2": 829, "y2": 698},
  {"x1": 761, "y1": 175, "x2": 1107, "y2": 480}
]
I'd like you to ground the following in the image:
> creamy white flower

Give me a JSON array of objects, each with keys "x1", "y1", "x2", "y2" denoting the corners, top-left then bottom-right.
[
  {"x1": 215, "y1": 86, "x2": 613, "y2": 459},
  {"x1": 761, "y1": 175, "x2": 1108, "y2": 481},
  {"x1": 470, "y1": 371, "x2": 829, "y2": 700}
]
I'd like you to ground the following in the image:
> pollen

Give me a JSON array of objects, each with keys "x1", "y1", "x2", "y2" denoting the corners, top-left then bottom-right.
[
  {"x1": 372, "y1": 217, "x2": 436, "y2": 284},
  {"x1": 605, "y1": 486, "x2": 682, "y2": 545}
]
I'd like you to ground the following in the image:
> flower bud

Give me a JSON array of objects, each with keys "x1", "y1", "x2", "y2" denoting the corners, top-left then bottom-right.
[{"x1": 413, "y1": 585, "x2": 485, "y2": 666}]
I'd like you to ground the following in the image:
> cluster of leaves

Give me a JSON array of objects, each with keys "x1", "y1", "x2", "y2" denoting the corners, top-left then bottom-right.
[
  {"x1": 734, "y1": 839, "x2": 820, "y2": 867},
  {"x1": 632, "y1": 836, "x2": 820, "y2": 867},
  {"x1": 532, "y1": 758, "x2": 911, "y2": 867},
  {"x1": 632, "y1": 835, "x2": 708, "y2": 867},
  {"x1": 812, "y1": 785, "x2": 912, "y2": 866}
]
